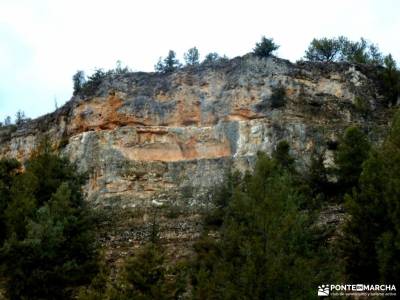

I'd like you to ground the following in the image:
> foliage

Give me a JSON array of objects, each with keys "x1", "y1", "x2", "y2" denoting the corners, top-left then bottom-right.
[
  {"x1": 304, "y1": 37, "x2": 342, "y2": 62},
  {"x1": 272, "y1": 140, "x2": 295, "y2": 169},
  {"x1": 353, "y1": 96, "x2": 370, "y2": 115},
  {"x1": 380, "y1": 54, "x2": 400, "y2": 106},
  {"x1": 114, "y1": 60, "x2": 130, "y2": 75},
  {"x1": 334, "y1": 127, "x2": 371, "y2": 194},
  {"x1": 15, "y1": 110, "x2": 27, "y2": 126},
  {"x1": 154, "y1": 50, "x2": 182, "y2": 73},
  {"x1": 304, "y1": 36, "x2": 384, "y2": 65},
  {"x1": 191, "y1": 148, "x2": 339, "y2": 299},
  {"x1": 4, "y1": 116, "x2": 12, "y2": 126},
  {"x1": 184, "y1": 47, "x2": 200, "y2": 66},
  {"x1": 80, "y1": 69, "x2": 107, "y2": 97},
  {"x1": 306, "y1": 150, "x2": 334, "y2": 200},
  {"x1": 0, "y1": 159, "x2": 21, "y2": 244},
  {"x1": 79, "y1": 243, "x2": 187, "y2": 300},
  {"x1": 0, "y1": 138, "x2": 98, "y2": 299},
  {"x1": 340, "y1": 111, "x2": 400, "y2": 283},
  {"x1": 73, "y1": 70, "x2": 86, "y2": 95},
  {"x1": 253, "y1": 36, "x2": 279, "y2": 58},
  {"x1": 203, "y1": 52, "x2": 220, "y2": 64},
  {"x1": 113, "y1": 243, "x2": 185, "y2": 300}
]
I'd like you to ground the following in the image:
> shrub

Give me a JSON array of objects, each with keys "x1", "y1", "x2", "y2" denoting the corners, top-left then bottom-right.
[
  {"x1": 253, "y1": 36, "x2": 279, "y2": 58},
  {"x1": 80, "y1": 69, "x2": 107, "y2": 97}
]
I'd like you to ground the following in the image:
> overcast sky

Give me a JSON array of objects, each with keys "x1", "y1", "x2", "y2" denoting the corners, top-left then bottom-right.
[{"x1": 1, "y1": 0, "x2": 399, "y2": 122}]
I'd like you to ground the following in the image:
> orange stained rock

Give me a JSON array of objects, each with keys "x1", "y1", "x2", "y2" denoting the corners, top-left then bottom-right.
[{"x1": 117, "y1": 138, "x2": 231, "y2": 162}]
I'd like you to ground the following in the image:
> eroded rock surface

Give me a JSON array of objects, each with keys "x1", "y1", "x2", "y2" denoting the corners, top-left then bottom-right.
[{"x1": 0, "y1": 55, "x2": 391, "y2": 209}]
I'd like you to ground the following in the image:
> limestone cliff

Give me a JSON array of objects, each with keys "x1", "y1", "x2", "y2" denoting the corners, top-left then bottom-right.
[{"x1": 0, "y1": 55, "x2": 392, "y2": 210}]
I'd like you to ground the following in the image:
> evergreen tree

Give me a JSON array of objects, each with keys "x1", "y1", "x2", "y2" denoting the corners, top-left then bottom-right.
[
  {"x1": 0, "y1": 140, "x2": 98, "y2": 299},
  {"x1": 305, "y1": 37, "x2": 341, "y2": 62},
  {"x1": 0, "y1": 159, "x2": 20, "y2": 244},
  {"x1": 381, "y1": 54, "x2": 400, "y2": 106},
  {"x1": 335, "y1": 127, "x2": 370, "y2": 194},
  {"x1": 192, "y1": 150, "x2": 339, "y2": 299},
  {"x1": 4, "y1": 116, "x2": 12, "y2": 126},
  {"x1": 307, "y1": 150, "x2": 332, "y2": 199},
  {"x1": 73, "y1": 70, "x2": 86, "y2": 95},
  {"x1": 253, "y1": 36, "x2": 279, "y2": 58},
  {"x1": 203, "y1": 52, "x2": 221, "y2": 64},
  {"x1": 155, "y1": 50, "x2": 182, "y2": 73},
  {"x1": 184, "y1": 47, "x2": 200, "y2": 66},
  {"x1": 105, "y1": 242, "x2": 186, "y2": 300},
  {"x1": 341, "y1": 111, "x2": 400, "y2": 283},
  {"x1": 272, "y1": 140, "x2": 294, "y2": 170},
  {"x1": 304, "y1": 36, "x2": 384, "y2": 65},
  {"x1": 15, "y1": 110, "x2": 27, "y2": 126}
]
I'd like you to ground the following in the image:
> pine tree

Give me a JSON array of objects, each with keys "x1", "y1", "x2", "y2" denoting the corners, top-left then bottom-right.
[
  {"x1": 184, "y1": 47, "x2": 200, "y2": 66},
  {"x1": 73, "y1": 70, "x2": 86, "y2": 95},
  {"x1": 253, "y1": 36, "x2": 279, "y2": 58},
  {"x1": 192, "y1": 149, "x2": 339, "y2": 299},
  {"x1": 341, "y1": 111, "x2": 400, "y2": 283},
  {"x1": 335, "y1": 127, "x2": 370, "y2": 194},
  {"x1": 155, "y1": 50, "x2": 182, "y2": 73},
  {"x1": 0, "y1": 140, "x2": 98, "y2": 299}
]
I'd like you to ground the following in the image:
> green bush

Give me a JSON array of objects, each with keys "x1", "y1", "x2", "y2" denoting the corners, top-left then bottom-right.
[
  {"x1": 80, "y1": 69, "x2": 107, "y2": 97},
  {"x1": 304, "y1": 36, "x2": 384, "y2": 65},
  {"x1": 253, "y1": 36, "x2": 279, "y2": 58}
]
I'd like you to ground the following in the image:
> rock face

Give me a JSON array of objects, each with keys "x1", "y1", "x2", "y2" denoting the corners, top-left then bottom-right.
[
  {"x1": 0, "y1": 55, "x2": 393, "y2": 262},
  {"x1": 0, "y1": 55, "x2": 391, "y2": 209}
]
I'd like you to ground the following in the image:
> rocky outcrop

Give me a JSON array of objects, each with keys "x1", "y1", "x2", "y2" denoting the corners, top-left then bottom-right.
[
  {"x1": 0, "y1": 55, "x2": 392, "y2": 209},
  {"x1": 1, "y1": 54, "x2": 394, "y2": 263}
]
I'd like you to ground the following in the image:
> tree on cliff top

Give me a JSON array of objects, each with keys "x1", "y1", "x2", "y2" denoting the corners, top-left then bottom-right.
[
  {"x1": 155, "y1": 50, "x2": 182, "y2": 73},
  {"x1": 184, "y1": 47, "x2": 200, "y2": 66},
  {"x1": 304, "y1": 36, "x2": 384, "y2": 65},
  {"x1": 253, "y1": 36, "x2": 279, "y2": 58},
  {"x1": 73, "y1": 70, "x2": 86, "y2": 95}
]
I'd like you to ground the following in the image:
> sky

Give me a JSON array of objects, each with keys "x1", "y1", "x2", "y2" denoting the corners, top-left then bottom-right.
[{"x1": 0, "y1": 0, "x2": 399, "y2": 122}]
